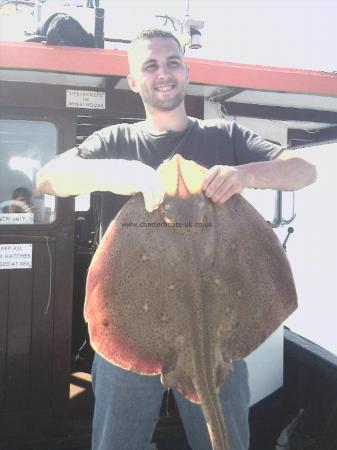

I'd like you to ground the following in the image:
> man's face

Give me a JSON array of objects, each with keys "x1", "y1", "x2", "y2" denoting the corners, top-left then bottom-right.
[{"x1": 127, "y1": 37, "x2": 189, "y2": 112}]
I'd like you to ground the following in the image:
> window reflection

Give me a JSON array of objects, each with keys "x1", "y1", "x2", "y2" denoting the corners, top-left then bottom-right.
[
  {"x1": 0, "y1": 120, "x2": 57, "y2": 225},
  {"x1": 9, "y1": 156, "x2": 41, "y2": 181}
]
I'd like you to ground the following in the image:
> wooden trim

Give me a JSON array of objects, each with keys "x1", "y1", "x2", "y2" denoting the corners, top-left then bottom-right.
[
  {"x1": 1, "y1": 41, "x2": 337, "y2": 96},
  {"x1": 0, "y1": 271, "x2": 9, "y2": 411},
  {"x1": 221, "y1": 102, "x2": 337, "y2": 124},
  {"x1": 288, "y1": 126, "x2": 337, "y2": 145},
  {"x1": 0, "y1": 81, "x2": 203, "y2": 119},
  {"x1": 5, "y1": 269, "x2": 33, "y2": 411}
]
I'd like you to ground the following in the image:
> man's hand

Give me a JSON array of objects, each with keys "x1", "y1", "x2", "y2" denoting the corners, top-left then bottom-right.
[
  {"x1": 202, "y1": 165, "x2": 249, "y2": 204},
  {"x1": 202, "y1": 152, "x2": 317, "y2": 204}
]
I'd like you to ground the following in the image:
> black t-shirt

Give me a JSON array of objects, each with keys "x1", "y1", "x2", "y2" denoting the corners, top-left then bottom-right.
[{"x1": 77, "y1": 117, "x2": 284, "y2": 235}]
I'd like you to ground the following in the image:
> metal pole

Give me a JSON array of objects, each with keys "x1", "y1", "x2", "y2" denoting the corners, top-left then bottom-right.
[{"x1": 94, "y1": 7, "x2": 104, "y2": 48}]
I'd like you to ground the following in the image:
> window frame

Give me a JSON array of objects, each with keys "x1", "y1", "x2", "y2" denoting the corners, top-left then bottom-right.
[{"x1": 0, "y1": 110, "x2": 75, "y2": 232}]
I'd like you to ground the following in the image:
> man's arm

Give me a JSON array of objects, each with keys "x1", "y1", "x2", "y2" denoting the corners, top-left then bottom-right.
[
  {"x1": 36, "y1": 149, "x2": 164, "y2": 212},
  {"x1": 202, "y1": 150, "x2": 317, "y2": 204}
]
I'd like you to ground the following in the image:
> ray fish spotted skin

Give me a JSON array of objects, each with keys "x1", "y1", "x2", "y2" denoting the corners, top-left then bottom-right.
[{"x1": 84, "y1": 154, "x2": 297, "y2": 450}]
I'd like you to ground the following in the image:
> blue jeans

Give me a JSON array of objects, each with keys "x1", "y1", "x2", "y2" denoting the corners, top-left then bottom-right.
[{"x1": 91, "y1": 353, "x2": 250, "y2": 450}]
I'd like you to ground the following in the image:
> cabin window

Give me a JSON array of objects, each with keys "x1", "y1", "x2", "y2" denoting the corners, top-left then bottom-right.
[{"x1": 0, "y1": 119, "x2": 57, "y2": 225}]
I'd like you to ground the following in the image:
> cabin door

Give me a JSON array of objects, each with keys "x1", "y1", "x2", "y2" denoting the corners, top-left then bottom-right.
[{"x1": 0, "y1": 111, "x2": 76, "y2": 435}]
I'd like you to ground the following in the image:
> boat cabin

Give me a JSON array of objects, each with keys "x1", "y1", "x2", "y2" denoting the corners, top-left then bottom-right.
[{"x1": 0, "y1": 33, "x2": 337, "y2": 450}]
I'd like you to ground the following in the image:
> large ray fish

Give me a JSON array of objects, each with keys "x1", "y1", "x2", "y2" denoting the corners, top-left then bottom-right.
[{"x1": 84, "y1": 155, "x2": 297, "y2": 450}]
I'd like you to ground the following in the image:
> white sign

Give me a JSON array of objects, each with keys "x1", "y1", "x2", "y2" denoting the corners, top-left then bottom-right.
[
  {"x1": 0, "y1": 244, "x2": 32, "y2": 270},
  {"x1": 66, "y1": 89, "x2": 106, "y2": 109},
  {"x1": 0, "y1": 213, "x2": 34, "y2": 225}
]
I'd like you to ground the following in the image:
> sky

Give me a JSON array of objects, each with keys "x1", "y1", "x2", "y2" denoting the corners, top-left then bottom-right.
[
  {"x1": 1, "y1": 0, "x2": 337, "y2": 71},
  {"x1": 99, "y1": 0, "x2": 337, "y2": 71}
]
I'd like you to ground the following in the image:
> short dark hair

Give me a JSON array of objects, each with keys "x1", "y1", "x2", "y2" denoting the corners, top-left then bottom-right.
[
  {"x1": 12, "y1": 186, "x2": 32, "y2": 203},
  {"x1": 128, "y1": 28, "x2": 183, "y2": 62}
]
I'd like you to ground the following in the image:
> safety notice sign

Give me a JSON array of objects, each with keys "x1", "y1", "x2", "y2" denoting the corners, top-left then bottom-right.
[
  {"x1": 0, "y1": 243, "x2": 32, "y2": 269},
  {"x1": 66, "y1": 89, "x2": 106, "y2": 109}
]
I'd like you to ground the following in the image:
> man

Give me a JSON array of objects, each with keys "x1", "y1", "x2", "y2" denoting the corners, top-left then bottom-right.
[{"x1": 37, "y1": 29, "x2": 317, "y2": 450}]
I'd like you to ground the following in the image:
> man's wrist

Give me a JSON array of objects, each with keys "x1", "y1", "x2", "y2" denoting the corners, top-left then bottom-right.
[{"x1": 236, "y1": 164, "x2": 255, "y2": 190}]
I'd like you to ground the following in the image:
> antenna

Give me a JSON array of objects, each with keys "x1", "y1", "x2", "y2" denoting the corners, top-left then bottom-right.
[
  {"x1": 155, "y1": 0, "x2": 204, "y2": 51},
  {"x1": 184, "y1": 0, "x2": 203, "y2": 50}
]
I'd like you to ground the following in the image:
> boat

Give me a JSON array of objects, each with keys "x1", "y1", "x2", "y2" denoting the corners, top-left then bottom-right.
[{"x1": 0, "y1": 2, "x2": 336, "y2": 449}]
